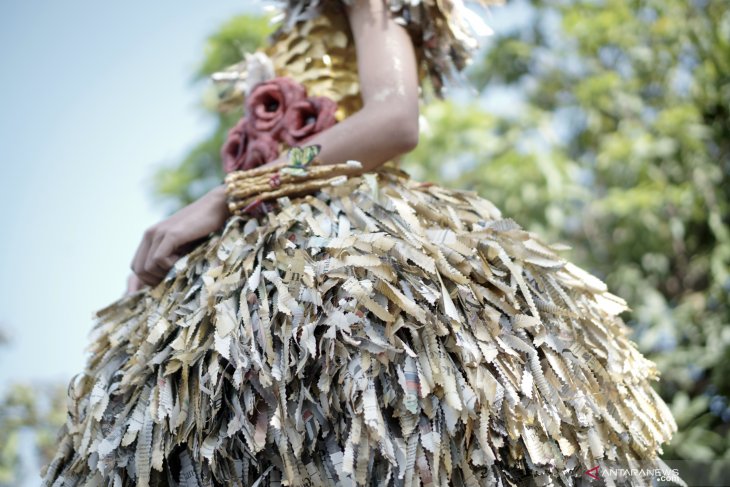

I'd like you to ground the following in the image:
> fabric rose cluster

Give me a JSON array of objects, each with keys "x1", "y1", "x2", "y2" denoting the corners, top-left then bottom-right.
[{"x1": 221, "y1": 77, "x2": 338, "y2": 173}]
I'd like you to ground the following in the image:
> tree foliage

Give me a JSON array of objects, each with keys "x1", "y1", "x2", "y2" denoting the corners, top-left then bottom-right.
[
  {"x1": 0, "y1": 336, "x2": 65, "y2": 486},
  {"x1": 407, "y1": 0, "x2": 730, "y2": 463}
]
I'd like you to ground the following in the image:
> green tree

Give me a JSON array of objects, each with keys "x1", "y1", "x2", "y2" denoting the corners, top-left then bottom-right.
[
  {"x1": 0, "y1": 333, "x2": 66, "y2": 486},
  {"x1": 408, "y1": 0, "x2": 730, "y2": 465}
]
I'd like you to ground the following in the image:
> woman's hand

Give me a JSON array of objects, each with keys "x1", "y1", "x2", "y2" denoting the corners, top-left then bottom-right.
[
  {"x1": 126, "y1": 273, "x2": 145, "y2": 295},
  {"x1": 130, "y1": 185, "x2": 230, "y2": 287}
]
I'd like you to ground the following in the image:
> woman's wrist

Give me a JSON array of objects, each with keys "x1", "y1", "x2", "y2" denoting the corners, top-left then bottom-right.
[
  {"x1": 210, "y1": 184, "x2": 227, "y2": 199},
  {"x1": 209, "y1": 184, "x2": 232, "y2": 218}
]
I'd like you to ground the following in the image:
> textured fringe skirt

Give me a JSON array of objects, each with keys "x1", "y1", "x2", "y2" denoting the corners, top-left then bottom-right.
[{"x1": 42, "y1": 169, "x2": 679, "y2": 486}]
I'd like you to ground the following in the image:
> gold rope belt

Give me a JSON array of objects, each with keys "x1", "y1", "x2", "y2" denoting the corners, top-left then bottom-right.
[{"x1": 224, "y1": 159, "x2": 364, "y2": 216}]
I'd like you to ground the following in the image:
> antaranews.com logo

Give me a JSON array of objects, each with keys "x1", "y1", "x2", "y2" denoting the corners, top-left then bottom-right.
[
  {"x1": 583, "y1": 460, "x2": 730, "y2": 486},
  {"x1": 584, "y1": 465, "x2": 683, "y2": 484}
]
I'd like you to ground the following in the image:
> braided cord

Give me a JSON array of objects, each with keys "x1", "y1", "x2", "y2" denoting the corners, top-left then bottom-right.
[{"x1": 224, "y1": 159, "x2": 364, "y2": 215}]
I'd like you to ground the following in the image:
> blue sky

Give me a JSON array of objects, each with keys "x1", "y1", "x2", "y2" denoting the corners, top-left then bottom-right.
[{"x1": 0, "y1": 0, "x2": 260, "y2": 389}]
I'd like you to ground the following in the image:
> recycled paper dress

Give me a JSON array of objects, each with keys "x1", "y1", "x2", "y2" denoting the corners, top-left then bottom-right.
[{"x1": 42, "y1": 1, "x2": 681, "y2": 486}]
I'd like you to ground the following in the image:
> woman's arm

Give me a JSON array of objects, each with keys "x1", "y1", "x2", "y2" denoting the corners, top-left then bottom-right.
[
  {"x1": 280, "y1": 0, "x2": 421, "y2": 171},
  {"x1": 129, "y1": 0, "x2": 419, "y2": 289}
]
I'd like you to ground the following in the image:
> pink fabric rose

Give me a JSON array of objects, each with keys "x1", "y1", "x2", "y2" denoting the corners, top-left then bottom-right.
[
  {"x1": 220, "y1": 118, "x2": 250, "y2": 173},
  {"x1": 245, "y1": 77, "x2": 307, "y2": 135},
  {"x1": 220, "y1": 77, "x2": 339, "y2": 174},
  {"x1": 282, "y1": 97, "x2": 338, "y2": 146},
  {"x1": 241, "y1": 134, "x2": 280, "y2": 170}
]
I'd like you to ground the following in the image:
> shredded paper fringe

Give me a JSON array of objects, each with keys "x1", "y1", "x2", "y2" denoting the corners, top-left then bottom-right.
[{"x1": 43, "y1": 171, "x2": 678, "y2": 486}]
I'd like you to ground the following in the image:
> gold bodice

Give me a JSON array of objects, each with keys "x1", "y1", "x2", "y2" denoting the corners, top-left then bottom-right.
[
  {"x1": 263, "y1": 8, "x2": 405, "y2": 170},
  {"x1": 265, "y1": 4, "x2": 363, "y2": 121},
  {"x1": 212, "y1": 0, "x2": 502, "y2": 117}
]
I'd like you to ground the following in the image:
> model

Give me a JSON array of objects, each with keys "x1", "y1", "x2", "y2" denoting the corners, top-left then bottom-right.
[{"x1": 42, "y1": 0, "x2": 680, "y2": 485}]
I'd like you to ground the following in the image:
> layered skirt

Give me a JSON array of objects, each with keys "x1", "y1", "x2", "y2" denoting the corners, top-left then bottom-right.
[{"x1": 42, "y1": 169, "x2": 679, "y2": 486}]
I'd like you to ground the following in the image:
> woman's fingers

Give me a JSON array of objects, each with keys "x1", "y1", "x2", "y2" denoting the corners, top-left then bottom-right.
[
  {"x1": 141, "y1": 231, "x2": 169, "y2": 282},
  {"x1": 143, "y1": 232, "x2": 180, "y2": 282},
  {"x1": 126, "y1": 273, "x2": 145, "y2": 295},
  {"x1": 132, "y1": 226, "x2": 179, "y2": 286},
  {"x1": 131, "y1": 227, "x2": 157, "y2": 284}
]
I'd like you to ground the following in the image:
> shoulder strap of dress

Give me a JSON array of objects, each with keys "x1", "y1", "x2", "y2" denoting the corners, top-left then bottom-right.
[{"x1": 272, "y1": 0, "x2": 504, "y2": 95}]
